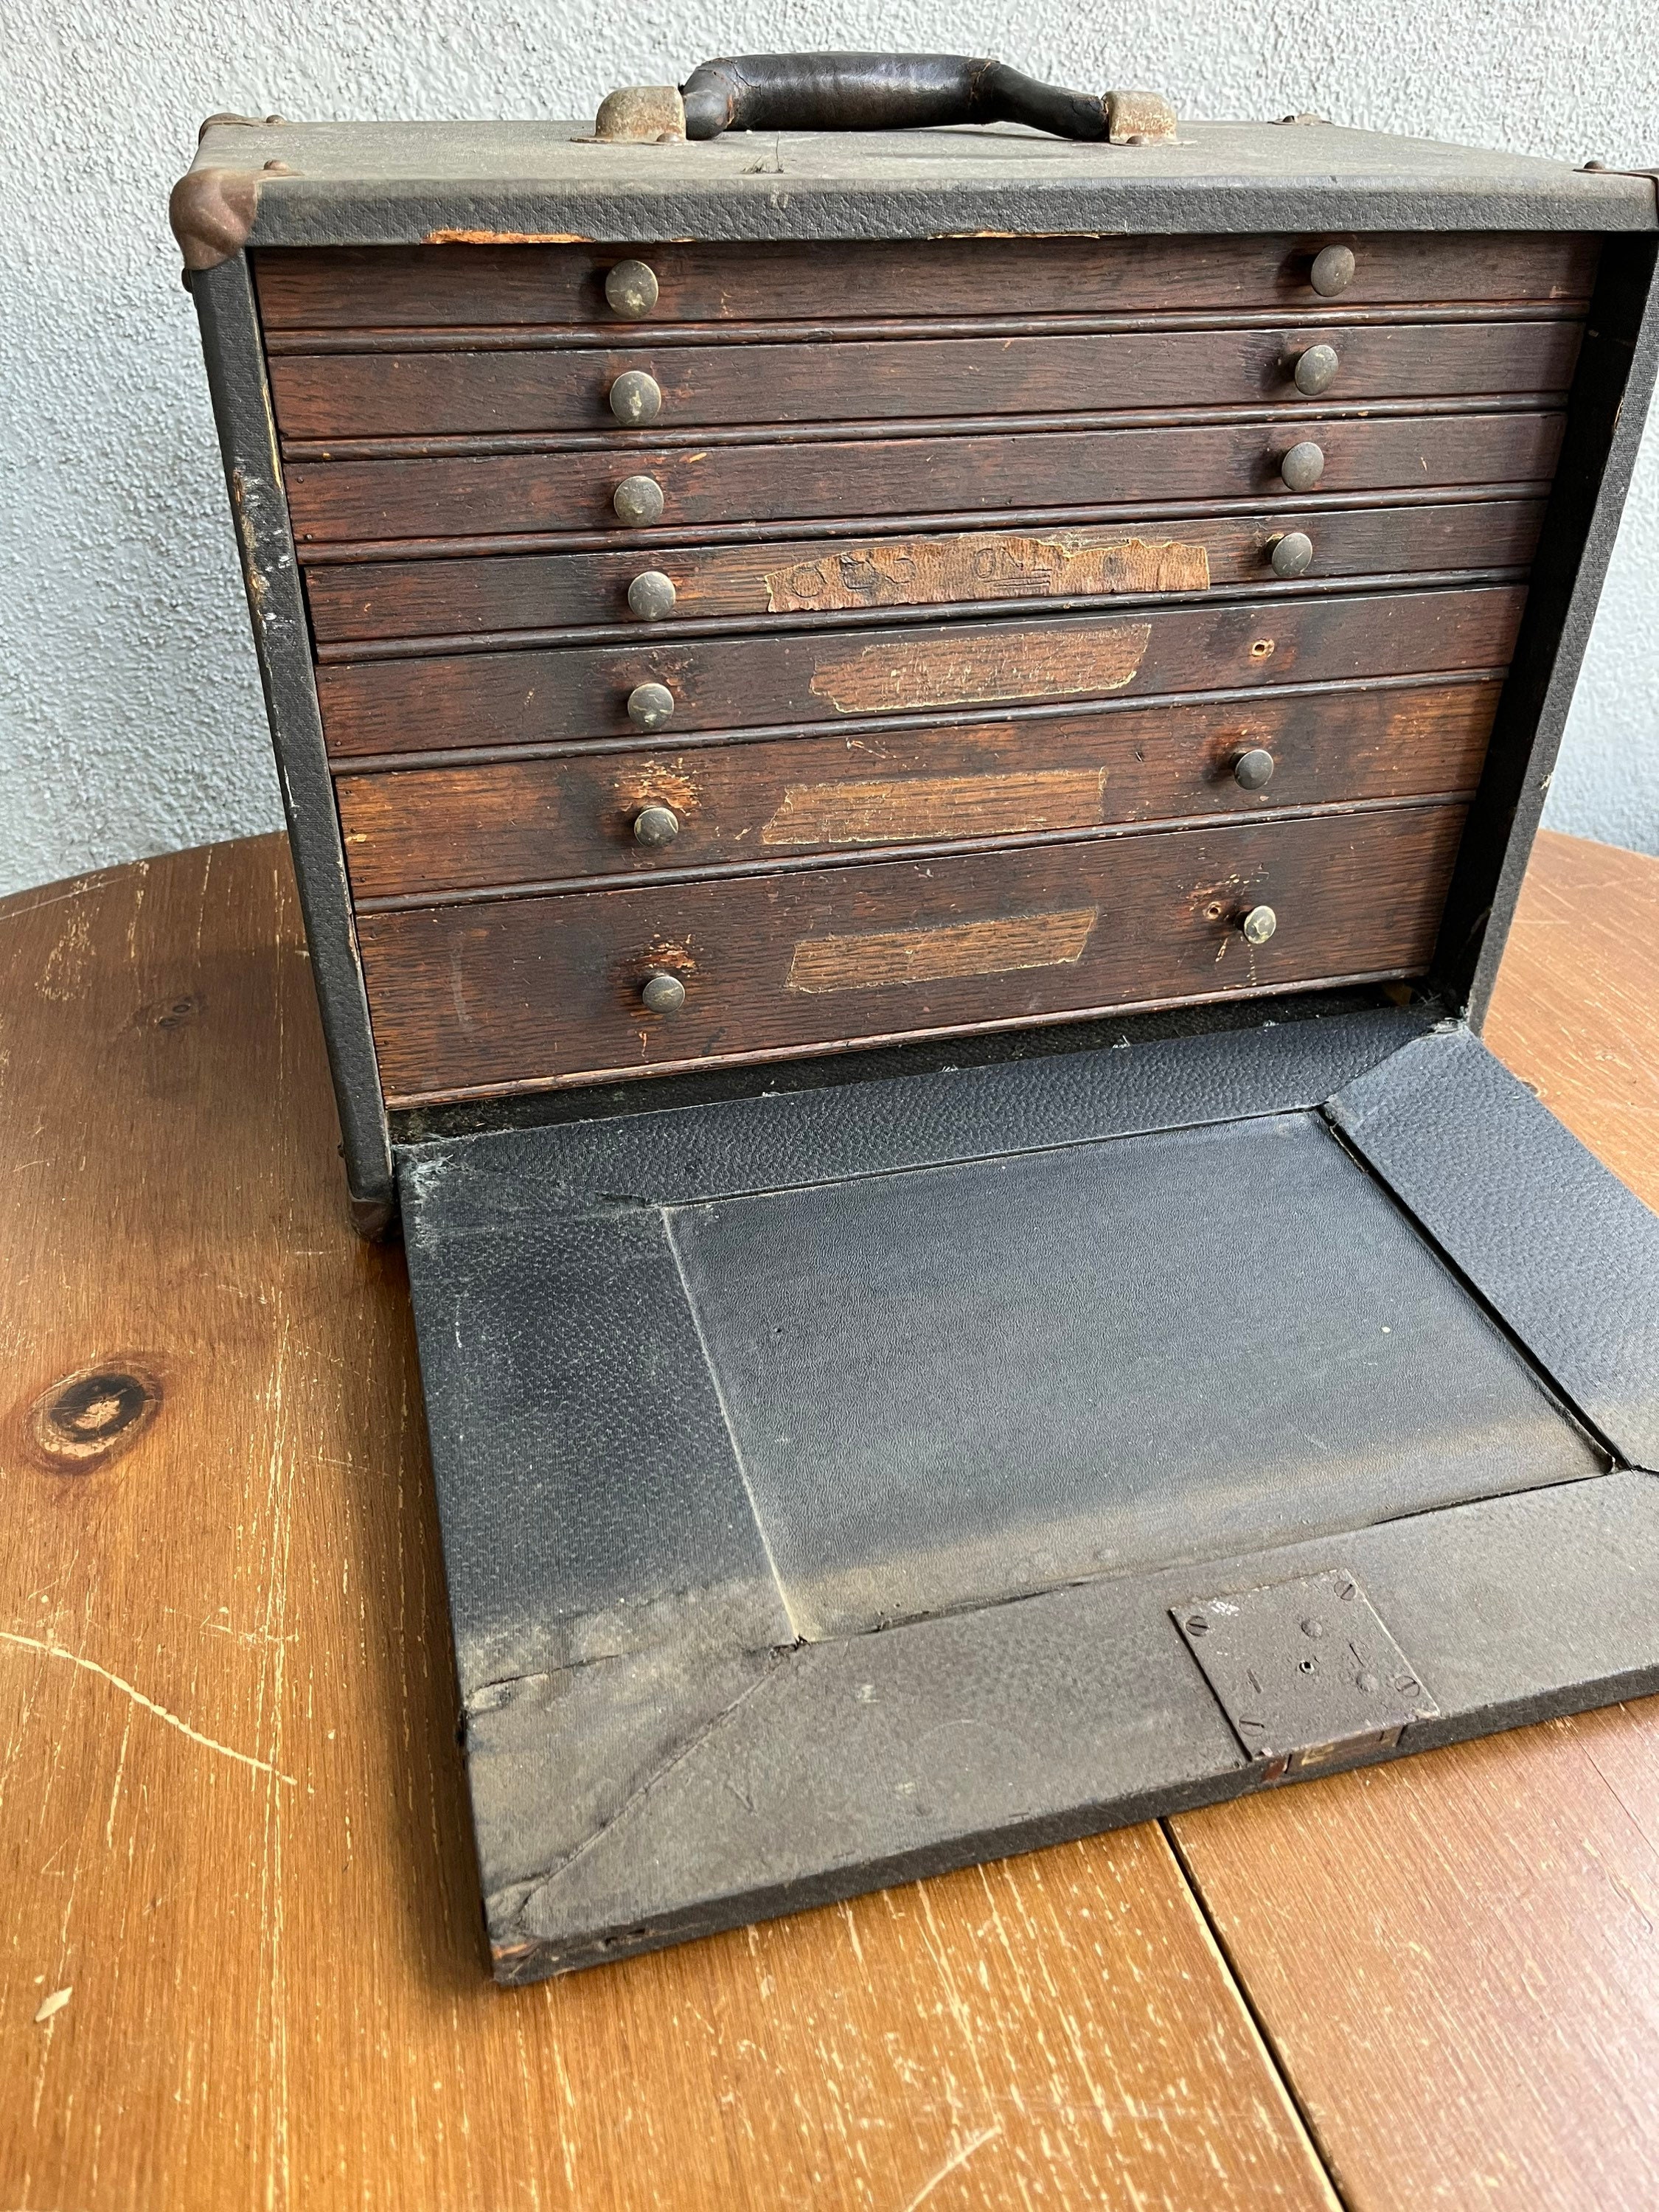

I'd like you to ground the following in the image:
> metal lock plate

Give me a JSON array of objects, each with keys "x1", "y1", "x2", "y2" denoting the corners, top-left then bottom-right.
[{"x1": 1173, "y1": 1569, "x2": 1439, "y2": 1777}]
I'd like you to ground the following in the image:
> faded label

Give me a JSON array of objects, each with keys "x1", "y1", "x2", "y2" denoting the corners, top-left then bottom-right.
[
  {"x1": 763, "y1": 768, "x2": 1107, "y2": 847},
  {"x1": 809, "y1": 624, "x2": 1152, "y2": 717},
  {"x1": 787, "y1": 907, "x2": 1099, "y2": 994},
  {"x1": 767, "y1": 535, "x2": 1210, "y2": 613}
]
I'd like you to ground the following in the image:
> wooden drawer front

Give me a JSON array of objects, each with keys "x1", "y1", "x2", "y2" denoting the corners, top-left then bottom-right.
[
  {"x1": 268, "y1": 321, "x2": 1582, "y2": 442},
  {"x1": 285, "y1": 411, "x2": 1564, "y2": 546},
  {"x1": 318, "y1": 586, "x2": 1525, "y2": 758},
  {"x1": 354, "y1": 804, "x2": 1470, "y2": 1102},
  {"x1": 254, "y1": 234, "x2": 1598, "y2": 333},
  {"x1": 305, "y1": 499, "x2": 1545, "y2": 646},
  {"x1": 337, "y1": 680, "x2": 1499, "y2": 902}
]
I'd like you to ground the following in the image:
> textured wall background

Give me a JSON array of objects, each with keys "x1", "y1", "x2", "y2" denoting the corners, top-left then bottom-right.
[{"x1": 3, "y1": 0, "x2": 1657, "y2": 894}]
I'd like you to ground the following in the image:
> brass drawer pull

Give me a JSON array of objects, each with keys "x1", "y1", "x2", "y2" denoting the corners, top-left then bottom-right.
[
  {"x1": 1242, "y1": 903, "x2": 1279, "y2": 945},
  {"x1": 627, "y1": 681, "x2": 676, "y2": 730},
  {"x1": 609, "y1": 369, "x2": 663, "y2": 424},
  {"x1": 1309, "y1": 244, "x2": 1355, "y2": 296},
  {"x1": 1232, "y1": 749, "x2": 1276, "y2": 792},
  {"x1": 613, "y1": 474, "x2": 665, "y2": 526},
  {"x1": 605, "y1": 260, "x2": 659, "y2": 318},
  {"x1": 1279, "y1": 440, "x2": 1326, "y2": 493},
  {"x1": 1293, "y1": 342, "x2": 1339, "y2": 396},
  {"x1": 640, "y1": 970, "x2": 686, "y2": 1013},
  {"x1": 632, "y1": 803, "x2": 681, "y2": 846},
  {"x1": 627, "y1": 569, "x2": 677, "y2": 619},
  {"x1": 1269, "y1": 529, "x2": 1315, "y2": 577}
]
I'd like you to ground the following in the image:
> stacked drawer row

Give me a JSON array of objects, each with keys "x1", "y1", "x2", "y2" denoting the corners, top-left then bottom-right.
[{"x1": 255, "y1": 232, "x2": 1597, "y2": 1105}]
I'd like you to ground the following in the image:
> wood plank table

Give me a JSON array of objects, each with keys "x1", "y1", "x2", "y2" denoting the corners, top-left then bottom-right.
[{"x1": 2, "y1": 827, "x2": 1656, "y2": 2212}]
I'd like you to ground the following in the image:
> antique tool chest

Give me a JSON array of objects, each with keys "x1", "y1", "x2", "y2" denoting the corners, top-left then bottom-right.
[{"x1": 174, "y1": 88, "x2": 1659, "y2": 1982}]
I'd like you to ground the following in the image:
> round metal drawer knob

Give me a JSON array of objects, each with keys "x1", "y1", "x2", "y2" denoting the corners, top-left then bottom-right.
[
  {"x1": 1293, "y1": 342, "x2": 1340, "y2": 396},
  {"x1": 632, "y1": 803, "x2": 681, "y2": 847},
  {"x1": 1279, "y1": 440, "x2": 1326, "y2": 493},
  {"x1": 641, "y1": 970, "x2": 686, "y2": 1014},
  {"x1": 1242, "y1": 904, "x2": 1279, "y2": 945},
  {"x1": 1309, "y1": 244, "x2": 1356, "y2": 297},
  {"x1": 627, "y1": 569, "x2": 677, "y2": 620},
  {"x1": 609, "y1": 369, "x2": 662, "y2": 425},
  {"x1": 613, "y1": 474, "x2": 665, "y2": 526},
  {"x1": 605, "y1": 260, "x2": 659, "y2": 319},
  {"x1": 1233, "y1": 748, "x2": 1276, "y2": 792},
  {"x1": 627, "y1": 681, "x2": 675, "y2": 731},
  {"x1": 1270, "y1": 530, "x2": 1315, "y2": 579}
]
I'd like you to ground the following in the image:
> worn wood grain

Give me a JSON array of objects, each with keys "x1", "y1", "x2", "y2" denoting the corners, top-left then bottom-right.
[
  {"x1": 265, "y1": 319, "x2": 1583, "y2": 439},
  {"x1": 316, "y1": 585, "x2": 1526, "y2": 757},
  {"x1": 252, "y1": 232, "x2": 1599, "y2": 331},
  {"x1": 352, "y1": 803, "x2": 1468, "y2": 1102},
  {"x1": 302, "y1": 499, "x2": 1546, "y2": 644},
  {"x1": 283, "y1": 409, "x2": 1565, "y2": 545},
  {"x1": 334, "y1": 679, "x2": 1500, "y2": 900},
  {"x1": 1165, "y1": 826, "x2": 1659, "y2": 2212},
  {"x1": 0, "y1": 834, "x2": 1340, "y2": 2212}
]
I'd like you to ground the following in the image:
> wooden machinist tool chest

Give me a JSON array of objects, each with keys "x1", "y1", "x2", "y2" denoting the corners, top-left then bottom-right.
[{"x1": 173, "y1": 64, "x2": 1659, "y2": 1982}]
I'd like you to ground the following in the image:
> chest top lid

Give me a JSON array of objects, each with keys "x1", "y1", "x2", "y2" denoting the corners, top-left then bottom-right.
[{"x1": 173, "y1": 113, "x2": 1658, "y2": 273}]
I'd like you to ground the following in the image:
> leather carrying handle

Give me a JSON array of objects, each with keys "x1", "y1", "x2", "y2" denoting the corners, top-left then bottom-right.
[{"x1": 680, "y1": 54, "x2": 1115, "y2": 142}]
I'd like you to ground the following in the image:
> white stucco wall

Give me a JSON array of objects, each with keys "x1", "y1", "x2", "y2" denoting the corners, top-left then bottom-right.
[{"x1": 4, "y1": 0, "x2": 1656, "y2": 894}]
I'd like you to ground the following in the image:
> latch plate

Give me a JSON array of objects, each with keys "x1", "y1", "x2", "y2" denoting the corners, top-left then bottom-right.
[{"x1": 1173, "y1": 1568, "x2": 1439, "y2": 1778}]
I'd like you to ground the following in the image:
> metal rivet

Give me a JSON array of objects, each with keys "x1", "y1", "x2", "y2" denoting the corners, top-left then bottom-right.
[
  {"x1": 609, "y1": 369, "x2": 662, "y2": 424},
  {"x1": 613, "y1": 474, "x2": 665, "y2": 526},
  {"x1": 1293, "y1": 341, "x2": 1340, "y2": 396},
  {"x1": 1233, "y1": 748, "x2": 1276, "y2": 792},
  {"x1": 627, "y1": 681, "x2": 675, "y2": 731},
  {"x1": 1279, "y1": 439, "x2": 1325, "y2": 493},
  {"x1": 1270, "y1": 529, "x2": 1315, "y2": 578},
  {"x1": 1301, "y1": 1618, "x2": 1325, "y2": 1639},
  {"x1": 1356, "y1": 1670, "x2": 1380, "y2": 1695},
  {"x1": 605, "y1": 259, "x2": 659, "y2": 318},
  {"x1": 640, "y1": 970, "x2": 685, "y2": 1013},
  {"x1": 627, "y1": 569, "x2": 677, "y2": 620},
  {"x1": 1309, "y1": 243, "x2": 1356, "y2": 296},
  {"x1": 632, "y1": 803, "x2": 680, "y2": 847},
  {"x1": 1242, "y1": 904, "x2": 1278, "y2": 945}
]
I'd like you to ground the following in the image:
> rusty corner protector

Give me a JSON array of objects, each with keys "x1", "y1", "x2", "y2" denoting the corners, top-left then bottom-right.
[{"x1": 170, "y1": 167, "x2": 261, "y2": 271}]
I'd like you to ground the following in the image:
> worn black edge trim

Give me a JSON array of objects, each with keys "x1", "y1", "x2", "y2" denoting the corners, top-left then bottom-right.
[
  {"x1": 1433, "y1": 232, "x2": 1659, "y2": 1021},
  {"x1": 190, "y1": 254, "x2": 396, "y2": 1232}
]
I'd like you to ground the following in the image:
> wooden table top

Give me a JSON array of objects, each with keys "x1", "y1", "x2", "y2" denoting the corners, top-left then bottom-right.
[{"x1": 3, "y1": 827, "x2": 1658, "y2": 2212}]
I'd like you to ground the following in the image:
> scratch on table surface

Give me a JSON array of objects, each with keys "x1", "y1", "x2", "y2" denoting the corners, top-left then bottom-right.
[
  {"x1": 901, "y1": 2122, "x2": 1004, "y2": 2211},
  {"x1": 0, "y1": 1629, "x2": 296, "y2": 1785}
]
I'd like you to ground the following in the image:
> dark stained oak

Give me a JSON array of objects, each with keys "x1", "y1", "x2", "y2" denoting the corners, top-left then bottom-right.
[
  {"x1": 0, "y1": 835, "x2": 1340, "y2": 2212},
  {"x1": 266, "y1": 319, "x2": 1584, "y2": 439},
  {"x1": 352, "y1": 801, "x2": 1468, "y2": 1102},
  {"x1": 252, "y1": 232, "x2": 1601, "y2": 331},
  {"x1": 303, "y1": 498, "x2": 1547, "y2": 644},
  {"x1": 283, "y1": 409, "x2": 1566, "y2": 544},
  {"x1": 316, "y1": 585, "x2": 1527, "y2": 755},
  {"x1": 336, "y1": 678, "x2": 1499, "y2": 900}
]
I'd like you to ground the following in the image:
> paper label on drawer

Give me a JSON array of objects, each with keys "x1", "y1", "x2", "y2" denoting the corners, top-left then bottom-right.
[
  {"x1": 809, "y1": 624, "x2": 1152, "y2": 714},
  {"x1": 787, "y1": 907, "x2": 1099, "y2": 994},
  {"x1": 763, "y1": 767, "x2": 1108, "y2": 846},
  {"x1": 765, "y1": 534, "x2": 1210, "y2": 613}
]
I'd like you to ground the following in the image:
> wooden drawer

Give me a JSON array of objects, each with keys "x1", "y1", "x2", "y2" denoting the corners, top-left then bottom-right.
[
  {"x1": 285, "y1": 411, "x2": 1565, "y2": 546},
  {"x1": 305, "y1": 499, "x2": 1545, "y2": 646},
  {"x1": 317, "y1": 586, "x2": 1526, "y2": 757},
  {"x1": 254, "y1": 234, "x2": 1599, "y2": 333},
  {"x1": 337, "y1": 679, "x2": 1499, "y2": 902},
  {"x1": 268, "y1": 320, "x2": 1583, "y2": 442},
  {"x1": 353, "y1": 803, "x2": 1470, "y2": 1102}
]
